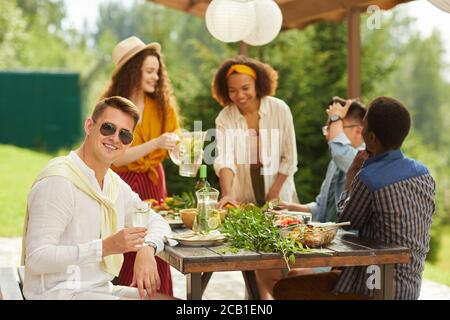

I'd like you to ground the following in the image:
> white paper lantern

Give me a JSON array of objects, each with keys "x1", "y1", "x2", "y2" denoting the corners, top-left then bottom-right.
[
  {"x1": 428, "y1": 0, "x2": 450, "y2": 12},
  {"x1": 205, "y1": 0, "x2": 256, "y2": 43},
  {"x1": 243, "y1": 0, "x2": 283, "y2": 46}
]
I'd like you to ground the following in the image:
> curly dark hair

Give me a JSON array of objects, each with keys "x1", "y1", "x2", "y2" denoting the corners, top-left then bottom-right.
[
  {"x1": 211, "y1": 55, "x2": 278, "y2": 107},
  {"x1": 102, "y1": 48, "x2": 179, "y2": 131},
  {"x1": 366, "y1": 96, "x2": 411, "y2": 149}
]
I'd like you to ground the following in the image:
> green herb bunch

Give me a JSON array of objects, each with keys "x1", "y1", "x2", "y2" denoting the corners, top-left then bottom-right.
[{"x1": 220, "y1": 204, "x2": 308, "y2": 270}]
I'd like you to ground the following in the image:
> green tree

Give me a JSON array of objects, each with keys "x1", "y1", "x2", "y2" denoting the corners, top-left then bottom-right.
[
  {"x1": 367, "y1": 10, "x2": 450, "y2": 262},
  {"x1": 381, "y1": 33, "x2": 446, "y2": 148},
  {"x1": 0, "y1": 0, "x2": 27, "y2": 68}
]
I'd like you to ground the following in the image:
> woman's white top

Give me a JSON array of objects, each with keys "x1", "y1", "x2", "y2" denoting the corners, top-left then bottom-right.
[{"x1": 214, "y1": 96, "x2": 299, "y2": 204}]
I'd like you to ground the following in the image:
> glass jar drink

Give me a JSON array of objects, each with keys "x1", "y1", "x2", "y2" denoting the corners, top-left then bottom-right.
[
  {"x1": 193, "y1": 187, "x2": 220, "y2": 233},
  {"x1": 169, "y1": 130, "x2": 206, "y2": 177}
]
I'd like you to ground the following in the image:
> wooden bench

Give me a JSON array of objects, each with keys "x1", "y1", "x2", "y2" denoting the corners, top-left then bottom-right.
[{"x1": 0, "y1": 267, "x2": 25, "y2": 300}]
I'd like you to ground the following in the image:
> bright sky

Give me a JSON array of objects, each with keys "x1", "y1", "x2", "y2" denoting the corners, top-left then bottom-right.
[{"x1": 63, "y1": 0, "x2": 450, "y2": 75}]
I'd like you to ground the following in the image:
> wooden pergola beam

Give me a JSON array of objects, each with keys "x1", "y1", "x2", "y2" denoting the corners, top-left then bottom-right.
[
  {"x1": 151, "y1": 0, "x2": 411, "y2": 29},
  {"x1": 347, "y1": 8, "x2": 361, "y2": 99},
  {"x1": 149, "y1": 0, "x2": 413, "y2": 99},
  {"x1": 279, "y1": 0, "x2": 411, "y2": 28}
]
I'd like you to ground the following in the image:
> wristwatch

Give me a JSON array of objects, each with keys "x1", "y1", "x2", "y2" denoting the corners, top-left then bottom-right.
[
  {"x1": 329, "y1": 114, "x2": 342, "y2": 122},
  {"x1": 144, "y1": 239, "x2": 158, "y2": 252}
]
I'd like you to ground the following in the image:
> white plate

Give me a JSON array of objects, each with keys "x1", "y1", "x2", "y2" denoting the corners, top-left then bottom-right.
[
  {"x1": 168, "y1": 231, "x2": 226, "y2": 247},
  {"x1": 175, "y1": 238, "x2": 225, "y2": 247}
]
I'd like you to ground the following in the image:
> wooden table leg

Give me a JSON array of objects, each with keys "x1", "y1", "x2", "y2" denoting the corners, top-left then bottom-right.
[
  {"x1": 201, "y1": 272, "x2": 213, "y2": 296},
  {"x1": 242, "y1": 271, "x2": 260, "y2": 300},
  {"x1": 187, "y1": 273, "x2": 202, "y2": 300},
  {"x1": 382, "y1": 264, "x2": 394, "y2": 300}
]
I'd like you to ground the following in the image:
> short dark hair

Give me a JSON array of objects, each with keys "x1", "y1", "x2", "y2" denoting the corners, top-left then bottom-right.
[
  {"x1": 92, "y1": 96, "x2": 140, "y2": 129},
  {"x1": 212, "y1": 55, "x2": 278, "y2": 107},
  {"x1": 347, "y1": 101, "x2": 366, "y2": 123},
  {"x1": 328, "y1": 96, "x2": 366, "y2": 123},
  {"x1": 366, "y1": 96, "x2": 411, "y2": 149}
]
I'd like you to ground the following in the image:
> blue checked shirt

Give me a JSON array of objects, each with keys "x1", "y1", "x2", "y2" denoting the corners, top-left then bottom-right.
[{"x1": 333, "y1": 150, "x2": 435, "y2": 299}]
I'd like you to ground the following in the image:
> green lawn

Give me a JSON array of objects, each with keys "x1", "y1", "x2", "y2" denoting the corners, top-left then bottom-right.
[
  {"x1": 0, "y1": 144, "x2": 449, "y2": 286},
  {"x1": 0, "y1": 145, "x2": 52, "y2": 236}
]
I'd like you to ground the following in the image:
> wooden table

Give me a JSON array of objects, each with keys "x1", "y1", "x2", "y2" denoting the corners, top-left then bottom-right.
[{"x1": 159, "y1": 230, "x2": 410, "y2": 300}]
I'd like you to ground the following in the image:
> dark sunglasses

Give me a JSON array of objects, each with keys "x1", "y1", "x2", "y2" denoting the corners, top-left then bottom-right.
[{"x1": 95, "y1": 121, "x2": 134, "y2": 145}]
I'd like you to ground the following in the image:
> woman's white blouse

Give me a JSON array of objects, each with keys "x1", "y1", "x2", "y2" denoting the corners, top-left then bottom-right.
[{"x1": 214, "y1": 96, "x2": 299, "y2": 204}]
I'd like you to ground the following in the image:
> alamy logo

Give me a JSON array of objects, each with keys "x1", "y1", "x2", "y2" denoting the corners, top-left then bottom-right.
[
  {"x1": 186, "y1": 121, "x2": 284, "y2": 176},
  {"x1": 66, "y1": 265, "x2": 81, "y2": 289},
  {"x1": 367, "y1": 5, "x2": 382, "y2": 30},
  {"x1": 366, "y1": 265, "x2": 381, "y2": 290}
]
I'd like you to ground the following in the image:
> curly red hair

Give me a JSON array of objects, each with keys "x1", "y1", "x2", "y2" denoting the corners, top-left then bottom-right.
[{"x1": 102, "y1": 48, "x2": 179, "y2": 130}]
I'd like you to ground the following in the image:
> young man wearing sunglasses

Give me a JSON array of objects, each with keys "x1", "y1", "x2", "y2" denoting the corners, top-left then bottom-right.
[
  {"x1": 281, "y1": 97, "x2": 366, "y2": 223},
  {"x1": 22, "y1": 96, "x2": 172, "y2": 300}
]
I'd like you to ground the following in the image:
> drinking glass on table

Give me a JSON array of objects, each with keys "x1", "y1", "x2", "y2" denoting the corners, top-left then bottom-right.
[{"x1": 132, "y1": 202, "x2": 150, "y2": 227}]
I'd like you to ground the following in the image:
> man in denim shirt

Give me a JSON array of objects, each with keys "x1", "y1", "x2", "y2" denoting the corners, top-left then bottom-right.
[{"x1": 283, "y1": 98, "x2": 366, "y2": 222}]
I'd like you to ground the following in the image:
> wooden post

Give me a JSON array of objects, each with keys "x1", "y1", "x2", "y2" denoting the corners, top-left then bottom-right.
[
  {"x1": 187, "y1": 272, "x2": 203, "y2": 300},
  {"x1": 239, "y1": 41, "x2": 249, "y2": 56},
  {"x1": 242, "y1": 270, "x2": 261, "y2": 300},
  {"x1": 347, "y1": 8, "x2": 361, "y2": 99}
]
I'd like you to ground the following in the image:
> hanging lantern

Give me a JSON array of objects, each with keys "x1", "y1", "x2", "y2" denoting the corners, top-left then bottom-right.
[
  {"x1": 205, "y1": 0, "x2": 256, "y2": 43},
  {"x1": 243, "y1": 0, "x2": 283, "y2": 46},
  {"x1": 428, "y1": 0, "x2": 450, "y2": 12}
]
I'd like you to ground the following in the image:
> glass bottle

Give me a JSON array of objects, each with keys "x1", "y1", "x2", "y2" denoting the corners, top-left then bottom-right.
[
  {"x1": 193, "y1": 187, "x2": 220, "y2": 233},
  {"x1": 195, "y1": 165, "x2": 210, "y2": 192}
]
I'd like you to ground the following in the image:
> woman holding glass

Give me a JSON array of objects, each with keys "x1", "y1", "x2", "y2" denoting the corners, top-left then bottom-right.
[{"x1": 101, "y1": 36, "x2": 180, "y2": 296}]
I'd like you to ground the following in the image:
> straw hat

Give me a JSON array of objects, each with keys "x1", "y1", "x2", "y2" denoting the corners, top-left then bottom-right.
[{"x1": 112, "y1": 36, "x2": 161, "y2": 76}]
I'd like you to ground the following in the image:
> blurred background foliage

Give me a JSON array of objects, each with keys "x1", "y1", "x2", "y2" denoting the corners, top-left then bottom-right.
[{"x1": 1, "y1": 0, "x2": 449, "y2": 264}]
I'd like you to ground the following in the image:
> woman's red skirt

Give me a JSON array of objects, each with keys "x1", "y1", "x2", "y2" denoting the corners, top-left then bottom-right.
[{"x1": 117, "y1": 164, "x2": 173, "y2": 296}]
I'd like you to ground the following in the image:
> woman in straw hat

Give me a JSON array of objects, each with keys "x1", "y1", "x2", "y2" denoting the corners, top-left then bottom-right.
[{"x1": 101, "y1": 36, "x2": 180, "y2": 296}]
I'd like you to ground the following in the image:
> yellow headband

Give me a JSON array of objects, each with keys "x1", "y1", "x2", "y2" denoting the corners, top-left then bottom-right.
[{"x1": 226, "y1": 64, "x2": 257, "y2": 79}]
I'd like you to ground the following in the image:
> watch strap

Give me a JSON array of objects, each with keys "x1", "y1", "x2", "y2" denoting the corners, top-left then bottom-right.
[
  {"x1": 330, "y1": 115, "x2": 342, "y2": 122},
  {"x1": 144, "y1": 239, "x2": 158, "y2": 251}
]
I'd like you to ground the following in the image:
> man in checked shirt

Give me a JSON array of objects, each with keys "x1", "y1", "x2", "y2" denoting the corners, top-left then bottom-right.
[{"x1": 274, "y1": 96, "x2": 435, "y2": 300}]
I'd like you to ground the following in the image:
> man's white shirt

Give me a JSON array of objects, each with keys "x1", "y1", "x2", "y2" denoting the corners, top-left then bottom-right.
[{"x1": 23, "y1": 151, "x2": 171, "y2": 300}]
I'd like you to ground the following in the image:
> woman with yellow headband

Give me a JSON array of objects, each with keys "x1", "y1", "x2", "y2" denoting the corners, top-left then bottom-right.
[{"x1": 212, "y1": 56, "x2": 299, "y2": 299}]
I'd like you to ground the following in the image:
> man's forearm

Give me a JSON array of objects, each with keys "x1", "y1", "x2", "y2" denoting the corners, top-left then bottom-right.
[
  {"x1": 137, "y1": 245, "x2": 156, "y2": 256},
  {"x1": 337, "y1": 177, "x2": 371, "y2": 228},
  {"x1": 286, "y1": 203, "x2": 311, "y2": 212},
  {"x1": 27, "y1": 240, "x2": 102, "y2": 274},
  {"x1": 328, "y1": 119, "x2": 344, "y2": 141}
]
